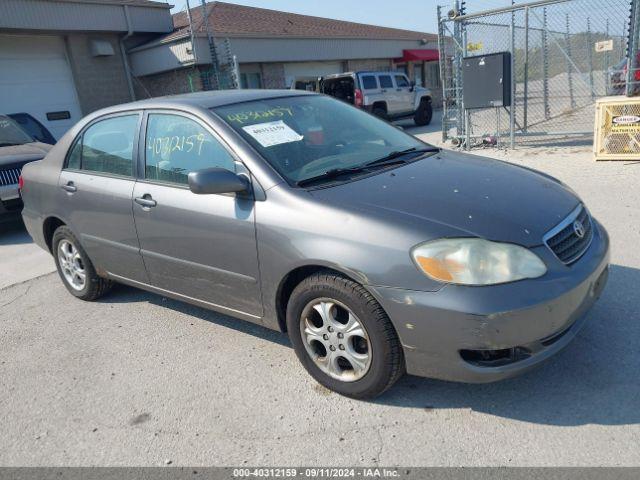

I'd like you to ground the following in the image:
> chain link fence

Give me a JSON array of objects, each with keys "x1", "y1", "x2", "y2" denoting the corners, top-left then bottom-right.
[{"x1": 438, "y1": 0, "x2": 634, "y2": 148}]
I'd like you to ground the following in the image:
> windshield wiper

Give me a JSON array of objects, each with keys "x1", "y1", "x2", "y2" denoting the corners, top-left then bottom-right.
[
  {"x1": 296, "y1": 166, "x2": 369, "y2": 187},
  {"x1": 364, "y1": 147, "x2": 439, "y2": 168},
  {"x1": 0, "y1": 142, "x2": 21, "y2": 147},
  {"x1": 296, "y1": 147, "x2": 440, "y2": 188}
]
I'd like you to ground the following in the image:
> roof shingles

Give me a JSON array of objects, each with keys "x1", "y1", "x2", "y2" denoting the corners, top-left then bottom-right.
[{"x1": 168, "y1": 1, "x2": 436, "y2": 42}]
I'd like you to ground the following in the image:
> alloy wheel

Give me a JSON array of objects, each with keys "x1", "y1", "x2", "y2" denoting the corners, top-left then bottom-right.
[
  {"x1": 57, "y1": 239, "x2": 86, "y2": 291},
  {"x1": 299, "y1": 298, "x2": 372, "y2": 382}
]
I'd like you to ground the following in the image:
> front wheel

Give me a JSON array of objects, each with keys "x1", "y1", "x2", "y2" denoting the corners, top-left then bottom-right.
[
  {"x1": 414, "y1": 100, "x2": 433, "y2": 126},
  {"x1": 286, "y1": 272, "x2": 404, "y2": 399}
]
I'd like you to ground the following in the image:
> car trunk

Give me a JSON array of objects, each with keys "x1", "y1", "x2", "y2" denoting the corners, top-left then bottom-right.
[{"x1": 321, "y1": 76, "x2": 356, "y2": 105}]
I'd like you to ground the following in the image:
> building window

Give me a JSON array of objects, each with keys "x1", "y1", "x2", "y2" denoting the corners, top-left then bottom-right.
[{"x1": 241, "y1": 72, "x2": 263, "y2": 89}]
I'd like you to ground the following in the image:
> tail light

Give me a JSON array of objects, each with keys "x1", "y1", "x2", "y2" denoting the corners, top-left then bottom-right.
[
  {"x1": 354, "y1": 88, "x2": 363, "y2": 108},
  {"x1": 18, "y1": 174, "x2": 24, "y2": 191}
]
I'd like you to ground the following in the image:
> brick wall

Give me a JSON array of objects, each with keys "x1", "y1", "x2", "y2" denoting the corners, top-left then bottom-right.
[
  {"x1": 260, "y1": 63, "x2": 286, "y2": 89},
  {"x1": 134, "y1": 68, "x2": 202, "y2": 99},
  {"x1": 65, "y1": 34, "x2": 132, "y2": 114},
  {"x1": 345, "y1": 58, "x2": 393, "y2": 71}
]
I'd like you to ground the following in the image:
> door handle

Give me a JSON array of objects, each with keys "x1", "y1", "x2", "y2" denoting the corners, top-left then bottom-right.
[
  {"x1": 61, "y1": 182, "x2": 77, "y2": 193},
  {"x1": 135, "y1": 195, "x2": 157, "y2": 208},
  {"x1": 396, "y1": 88, "x2": 402, "y2": 91},
  {"x1": 381, "y1": 89, "x2": 387, "y2": 93}
]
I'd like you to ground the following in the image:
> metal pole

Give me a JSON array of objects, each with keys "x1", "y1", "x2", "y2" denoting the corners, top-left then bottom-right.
[
  {"x1": 565, "y1": 13, "x2": 575, "y2": 109},
  {"x1": 627, "y1": 0, "x2": 640, "y2": 97},
  {"x1": 586, "y1": 17, "x2": 595, "y2": 100},
  {"x1": 185, "y1": 0, "x2": 197, "y2": 66},
  {"x1": 509, "y1": 1, "x2": 516, "y2": 148},
  {"x1": 604, "y1": 18, "x2": 610, "y2": 89},
  {"x1": 542, "y1": 7, "x2": 550, "y2": 120},
  {"x1": 437, "y1": 5, "x2": 448, "y2": 142},
  {"x1": 462, "y1": 17, "x2": 470, "y2": 150},
  {"x1": 453, "y1": 0, "x2": 465, "y2": 143},
  {"x1": 523, "y1": 6, "x2": 529, "y2": 132},
  {"x1": 232, "y1": 55, "x2": 240, "y2": 89}
]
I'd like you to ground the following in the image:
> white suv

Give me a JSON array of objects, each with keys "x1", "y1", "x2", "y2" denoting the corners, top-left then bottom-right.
[{"x1": 321, "y1": 71, "x2": 433, "y2": 126}]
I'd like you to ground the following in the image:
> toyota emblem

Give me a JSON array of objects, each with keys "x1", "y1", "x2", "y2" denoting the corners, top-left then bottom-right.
[{"x1": 573, "y1": 220, "x2": 586, "y2": 238}]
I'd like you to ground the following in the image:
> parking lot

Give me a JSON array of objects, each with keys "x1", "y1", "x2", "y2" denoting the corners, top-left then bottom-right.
[{"x1": 1, "y1": 114, "x2": 640, "y2": 466}]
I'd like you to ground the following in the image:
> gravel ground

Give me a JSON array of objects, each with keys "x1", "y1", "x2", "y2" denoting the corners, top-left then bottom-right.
[{"x1": 1, "y1": 113, "x2": 639, "y2": 466}]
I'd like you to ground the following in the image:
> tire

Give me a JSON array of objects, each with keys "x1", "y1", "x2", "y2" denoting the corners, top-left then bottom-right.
[
  {"x1": 286, "y1": 272, "x2": 404, "y2": 399},
  {"x1": 414, "y1": 99, "x2": 433, "y2": 126},
  {"x1": 372, "y1": 106, "x2": 387, "y2": 120},
  {"x1": 52, "y1": 225, "x2": 113, "y2": 301}
]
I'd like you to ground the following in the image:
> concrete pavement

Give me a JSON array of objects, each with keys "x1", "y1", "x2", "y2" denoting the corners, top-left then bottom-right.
[{"x1": 0, "y1": 219, "x2": 55, "y2": 290}]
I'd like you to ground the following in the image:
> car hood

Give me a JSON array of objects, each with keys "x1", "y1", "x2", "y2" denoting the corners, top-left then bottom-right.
[
  {"x1": 0, "y1": 142, "x2": 52, "y2": 167},
  {"x1": 309, "y1": 150, "x2": 580, "y2": 247}
]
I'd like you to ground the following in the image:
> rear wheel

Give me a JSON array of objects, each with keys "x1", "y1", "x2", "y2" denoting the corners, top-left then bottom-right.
[
  {"x1": 372, "y1": 105, "x2": 388, "y2": 120},
  {"x1": 52, "y1": 226, "x2": 113, "y2": 301},
  {"x1": 286, "y1": 272, "x2": 404, "y2": 399},
  {"x1": 414, "y1": 99, "x2": 433, "y2": 126}
]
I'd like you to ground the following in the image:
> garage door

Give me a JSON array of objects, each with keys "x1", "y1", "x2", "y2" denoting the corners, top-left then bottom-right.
[
  {"x1": 0, "y1": 35, "x2": 82, "y2": 141},
  {"x1": 283, "y1": 61, "x2": 344, "y2": 88}
]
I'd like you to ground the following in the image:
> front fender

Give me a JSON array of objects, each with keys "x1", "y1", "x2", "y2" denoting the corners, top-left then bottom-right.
[{"x1": 413, "y1": 88, "x2": 432, "y2": 111}]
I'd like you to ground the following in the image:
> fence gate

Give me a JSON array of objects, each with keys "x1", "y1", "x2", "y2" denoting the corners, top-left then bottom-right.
[{"x1": 438, "y1": 0, "x2": 634, "y2": 148}]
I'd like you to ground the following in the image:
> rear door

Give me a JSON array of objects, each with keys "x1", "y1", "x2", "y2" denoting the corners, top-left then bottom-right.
[
  {"x1": 132, "y1": 110, "x2": 262, "y2": 318},
  {"x1": 358, "y1": 74, "x2": 380, "y2": 109},
  {"x1": 57, "y1": 112, "x2": 148, "y2": 282},
  {"x1": 394, "y1": 74, "x2": 414, "y2": 114},
  {"x1": 377, "y1": 74, "x2": 398, "y2": 114}
]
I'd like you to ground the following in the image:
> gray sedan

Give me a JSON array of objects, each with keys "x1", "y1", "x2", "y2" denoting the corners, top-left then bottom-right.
[{"x1": 20, "y1": 90, "x2": 609, "y2": 398}]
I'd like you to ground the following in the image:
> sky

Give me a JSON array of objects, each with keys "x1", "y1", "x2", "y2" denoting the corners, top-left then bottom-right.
[{"x1": 164, "y1": 0, "x2": 451, "y2": 34}]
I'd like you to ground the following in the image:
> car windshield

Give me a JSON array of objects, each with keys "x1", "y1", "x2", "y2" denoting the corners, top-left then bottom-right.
[
  {"x1": 213, "y1": 95, "x2": 429, "y2": 186},
  {"x1": 0, "y1": 115, "x2": 34, "y2": 147}
]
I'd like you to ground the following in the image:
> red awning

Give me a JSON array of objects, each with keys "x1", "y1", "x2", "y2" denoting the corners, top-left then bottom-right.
[{"x1": 395, "y1": 49, "x2": 439, "y2": 63}]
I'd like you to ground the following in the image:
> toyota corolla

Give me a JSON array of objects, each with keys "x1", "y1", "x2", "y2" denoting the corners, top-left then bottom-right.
[{"x1": 20, "y1": 90, "x2": 609, "y2": 398}]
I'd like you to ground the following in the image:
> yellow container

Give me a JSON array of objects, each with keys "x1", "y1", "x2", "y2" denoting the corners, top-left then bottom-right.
[{"x1": 594, "y1": 95, "x2": 640, "y2": 161}]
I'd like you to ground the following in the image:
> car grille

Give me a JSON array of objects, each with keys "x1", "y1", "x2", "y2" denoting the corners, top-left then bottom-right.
[
  {"x1": 0, "y1": 167, "x2": 21, "y2": 187},
  {"x1": 544, "y1": 205, "x2": 593, "y2": 265}
]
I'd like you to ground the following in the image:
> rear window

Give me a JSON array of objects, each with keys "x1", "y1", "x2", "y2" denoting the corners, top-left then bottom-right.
[
  {"x1": 361, "y1": 75, "x2": 378, "y2": 90},
  {"x1": 66, "y1": 114, "x2": 138, "y2": 176},
  {"x1": 379, "y1": 75, "x2": 393, "y2": 88},
  {"x1": 8, "y1": 113, "x2": 56, "y2": 144}
]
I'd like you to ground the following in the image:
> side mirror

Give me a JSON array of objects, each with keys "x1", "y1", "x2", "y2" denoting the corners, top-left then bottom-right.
[
  {"x1": 188, "y1": 167, "x2": 249, "y2": 195},
  {"x1": 410, "y1": 82, "x2": 416, "y2": 92}
]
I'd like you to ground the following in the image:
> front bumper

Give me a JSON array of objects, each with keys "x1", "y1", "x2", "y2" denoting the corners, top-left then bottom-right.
[
  {"x1": 0, "y1": 184, "x2": 22, "y2": 220},
  {"x1": 368, "y1": 219, "x2": 610, "y2": 383}
]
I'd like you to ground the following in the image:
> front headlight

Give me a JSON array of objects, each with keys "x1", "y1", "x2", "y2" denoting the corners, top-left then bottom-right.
[{"x1": 411, "y1": 238, "x2": 547, "y2": 286}]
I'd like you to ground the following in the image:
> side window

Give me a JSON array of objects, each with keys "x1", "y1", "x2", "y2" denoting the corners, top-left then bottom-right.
[
  {"x1": 395, "y1": 75, "x2": 410, "y2": 87},
  {"x1": 361, "y1": 75, "x2": 377, "y2": 90},
  {"x1": 73, "y1": 115, "x2": 138, "y2": 176},
  {"x1": 66, "y1": 138, "x2": 82, "y2": 170},
  {"x1": 145, "y1": 113, "x2": 235, "y2": 185},
  {"x1": 379, "y1": 75, "x2": 393, "y2": 89}
]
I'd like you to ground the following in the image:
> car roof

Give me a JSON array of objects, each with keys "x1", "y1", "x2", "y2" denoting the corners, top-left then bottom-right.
[
  {"x1": 322, "y1": 71, "x2": 402, "y2": 80},
  {"x1": 108, "y1": 89, "x2": 316, "y2": 111}
]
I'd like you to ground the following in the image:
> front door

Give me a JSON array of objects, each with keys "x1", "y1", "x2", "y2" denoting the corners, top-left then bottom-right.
[
  {"x1": 394, "y1": 74, "x2": 414, "y2": 114},
  {"x1": 57, "y1": 112, "x2": 148, "y2": 282},
  {"x1": 132, "y1": 111, "x2": 263, "y2": 318}
]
